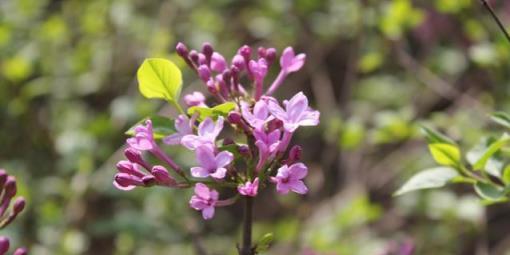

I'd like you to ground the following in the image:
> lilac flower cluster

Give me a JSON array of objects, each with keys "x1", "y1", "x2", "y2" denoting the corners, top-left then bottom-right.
[
  {"x1": 114, "y1": 42, "x2": 319, "y2": 220},
  {"x1": 0, "y1": 169, "x2": 27, "y2": 255}
]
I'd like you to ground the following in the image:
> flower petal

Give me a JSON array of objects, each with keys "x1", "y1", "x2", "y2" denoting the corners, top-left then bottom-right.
[
  {"x1": 290, "y1": 180, "x2": 308, "y2": 194},
  {"x1": 191, "y1": 167, "x2": 210, "y2": 178},
  {"x1": 215, "y1": 151, "x2": 233, "y2": 168},
  {"x1": 289, "y1": 162, "x2": 308, "y2": 180},
  {"x1": 202, "y1": 206, "x2": 215, "y2": 220},
  {"x1": 267, "y1": 100, "x2": 287, "y2": 121},
  {"x1": 196, "y1": 145, "x2": 218, "y2": 169}
]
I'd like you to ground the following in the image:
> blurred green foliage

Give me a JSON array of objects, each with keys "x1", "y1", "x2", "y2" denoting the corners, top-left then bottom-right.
[{"x1": 2, "y1": 0, "x2": 510, "y2": 254}]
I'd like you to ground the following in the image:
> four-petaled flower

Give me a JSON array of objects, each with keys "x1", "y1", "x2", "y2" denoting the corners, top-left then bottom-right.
[
  {"x1": 181, "y1": 117, "x2": 224, "y2": 150},
  {"x1": 268, "y1": 92, "x2": 320, "y2": 133},
  {"x1": 280, "y1": 47, "x2": 306, "y2": 74},
  {"x1": 190, "y1": 183, "x2": 219, "y2": 220},
  {"x1": 184, "y1": 91, "x2": 206, "y2": 107},
  {"x1": 271, "y1": 163, "x2": 309, "y2": 195},
  {"x1": 241, "y1": 100, "x2": 274, "y2": 131},
  {"x1": 127, "y1": 120, "x2": 155, "y2": 151},
  {"x1": 163, "y1": 115, "x2": 193, "y2": 145},
  {"x1": 191, "y1": 145, "x2": 233, "y2": 179},
  {"x1": 254, "y1": 129, "x2": 281, "y2": 171},
  {"x1": 238, "y1": 178, "x2": 259, "y2": 197}
]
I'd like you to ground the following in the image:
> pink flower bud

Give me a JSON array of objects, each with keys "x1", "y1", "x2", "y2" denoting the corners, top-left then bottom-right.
[
  {"x1": 232, "y1": 55, "x2": 245, "y2": 70},
  {"x1": 13, "y1": 248, "x2": 28, "y2": 255},
  {"x1": 0, "y1": 237, "x2": 9, "y2": 254},
  {"x1": 238, "y1": 144, "x2": 250, "y2": 158},
  {"x1": 198, "y1": 65, "x2": 211, "y2": 82},
  {"x1": 124, "y1": 148, "x2": 149, "y2": 170},
  {"x1": 114, "y1": 173, "x2": 143, "y2": 190},
  {"x1": 258, "y1": 47, "x2": 267, "y2": 58},
  {"x1": 151, "y1": 165, "x2": 176, "y2": 186},
  {"x1": 239, "y1": 45, "x2": 251, "y2": 60},
  {"x1": 265, "y1": 48, "x2": 277, "y2": 65},
  {"x1": 176, "y1": 42, "x2": 189, "y2": 58},
  {"x1": 4, "y1": 177, "x2": 16, "y2": 198},
  {"x1": 202, "y1": 42, "x2": 213, "y2": 59},
  {"x1": 198, "y1": 53, "x2": 207, "y2": 66},
  {"x1": 189, "y1": 50, "x2": 199, "y2": 65},
  {"x1": 116, "y1": 160, "x2": 145, "y2": 178},
  {"x1": 287, "y1": 145, "x2": 302, "y2": 164},
  {"x1": 211, "y1": 52, "x2": 227, "y2": 72},
  {"x1": 13, "y1": 197, "x2": 25, "y2": 215},
  {"x1": 227, "y1": 111, "x2": 242, "y2": 124},
  {"x1": 142, "y1": 175, "x2": 156, "y2": 186}
]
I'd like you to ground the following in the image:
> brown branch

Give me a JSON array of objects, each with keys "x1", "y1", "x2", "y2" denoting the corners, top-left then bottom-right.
[{"x1": 480, "y1": 0, "x2": 510, "y2": 44}]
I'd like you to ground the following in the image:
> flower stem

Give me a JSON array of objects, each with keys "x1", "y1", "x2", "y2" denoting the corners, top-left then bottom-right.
[
  {"x1": 480, "y1": 0, "x2": 510, "y2": 45},
  {"x1": 240, "y1": 196, "x2": 254, "y2": 255}
]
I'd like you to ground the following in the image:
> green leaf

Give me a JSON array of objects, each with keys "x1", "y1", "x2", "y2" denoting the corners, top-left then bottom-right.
[
  {"x1": 421, "y1": 126, "x2": 455, "y2": 145},
  {"x1": 474, "y1": 182, "x2": 506, "y2": 202},
  {"x1": 472, "y1": 133, "x2": 510, "y2": 170},
  {"x1": 502, "y1": 165, "x2": 510, "y2": 185},
  {"x1": 428, "y1": 143, "x2": 461, "y2": 166},
  {"x1": 137, "y1": 58, "x2": 182, "y2": 103},
  {"x1": 394, "y1": 167, "x2": 459, "y2": 196},
  {"x1": 187, "y1": 102, "x2": 236, "y2": 121},
  {"x1": 125, "y1": 115, "x2": 175, "y2": 140},
  {"x1": 491, "y1": 112, "x2": 510, "y2": 129},
  {"x1": 255, "y1": 233, "x2": 274, "y2": 253}
]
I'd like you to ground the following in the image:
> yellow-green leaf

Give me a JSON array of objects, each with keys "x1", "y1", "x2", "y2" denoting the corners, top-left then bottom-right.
[
  {"x1": 137, "y1": 58, "x2": 182, "y2": 103},
  {"x1": 472, "y1": 133, "x2": 510, "y2": 170},
  {"x1": 188, "y1": 102, "x2": 236, "y2": 121},
  {"x1": 428, "y1": 143, "x2": 461, "y2": 166}
]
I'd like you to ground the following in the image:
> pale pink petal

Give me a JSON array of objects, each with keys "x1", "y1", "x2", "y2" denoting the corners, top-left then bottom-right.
[
  {"x1": 163, "y1": 133, "x2": 183, "y2": 145},
  {"x1": 191, "y1": 167, "x2": 209, "y2": 178},
  {"x1": 289, "y1": 163, "x2": 308, "y2": 180},
  {"x1": 280, "y1": 47, "x2": 295, "y2": 70},
  {"x1": 195, "y1": 146, "x2": 217, "y2": 170},
  {"x1": 215, "y1": 151, "x2": 233, "y2": 167},
  {"x1": 297, "y1": 110, "x2": 320, "y2": 126},
  {"x1": 267, "y1": 100, "x2": 288, "y2": 121},
  {"x1": 286, "y1": 92, "x2": 308, "y2": 122},
  {"x1": 198, "y1": 118, "x2": 215, "y2": 137},
  {"x1": 202, "y1": 206, "x2": 215, "y2": 220},
  {"x1": 113, "y1": 180, "x2": 136, "y2": 191},
  {"x1": 287, "y1": 53, "x2": 306, "y2": 73},
  {"x1": 210, "y1": 167, "x2": 227, "y2": 179},
  {"x1": 290, "y1": 180, "x2": 308, "y2": 194},
  {"x1": 276, "y1": 182, "x2": 290, "y2": 194},
  {"x1": 253, "y1": 101, "x2": 269, "y2": 120},
  {"x1": 194, "y1": 183, "x2": 210, "y2": 198}
]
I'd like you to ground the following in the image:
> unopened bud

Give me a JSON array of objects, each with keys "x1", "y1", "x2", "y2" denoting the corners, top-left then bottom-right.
[
  {"x1": 14, "y1": 248, "x2": 28, "y2": 255},
  {"x1": 198, "y1": 65, "x2": 211, "y2": 82},
  {"x1": 288, "y1": 145, "x2": 302, "y2": 164},
  {"x1": 239, "y1": 45, "x2": 251, "y2": 60},
  {"x1": 151, "y1": 165, "x2": 176, "y2": 186},
  {"x1": 211, "y1": 52, "x2": 227, "y2": 72},
  {"x1": 142, "y1": 175, "x2": 156, "y2": 186},
  {"x1": 189, "y1": 50, "x2": 199, "y2": 65},
  {"x1": 265, "y1": 48, "x2": 277, "y2": 65},
  {"x1": 238, "y1": 144, "x2": 250, "y2": 157},
  {"x1": 4, "y1": 177, "x2": 16, "y2": 198},
  {"x1": 115, "y1": 173, "x2": 144, "y2": 187},
  {"x1": 232, "y1": 55, "x2": 245, "y2": 70},
  {"x1": 176, "y1": 42, "x2": 189, "y2": 58},
  {"x1": 227, "y1": 111, "x2": 242, "y2": 124},
  {"x1": 0, "y1": 237, "x2": 9, "y2": 254},
  {"x1": 202, "y1": 42, "x2": 213, "y2": 60},
  {"x1": 198, "y1": 53, "x2": 207, "y2": 66},
  {"x1": 258, "y1": 47, "x2": 267, "y2": 58}
]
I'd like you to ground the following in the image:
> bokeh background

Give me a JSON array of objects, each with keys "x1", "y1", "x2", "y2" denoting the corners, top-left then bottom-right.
[{"x1": 2, "y1": 0, "x2": 510, "y2": 254}]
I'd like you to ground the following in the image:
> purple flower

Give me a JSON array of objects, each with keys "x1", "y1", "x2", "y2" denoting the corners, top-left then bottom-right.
[
  {"x1": 184, "y1": 91, "x2": 206, "y2": 107},
  {"x1": 254, "y1": 129, "x2": 281, "y2": 171},
  {"x1": 211, "y1": 52, "x2": 227, "y2": 72},
  {"x1": 271, "y1": 163, "x2": 308, "y2": 194},
  {"x1": 190, "y1": 183, "x2": 219, "y2": 220},
  {"x1": 181, "y1": 117, "x2": 224, "y2": 150},
  {"x1": 238, "y1": 178, "x2": 259, "y2": 197},
  {"x1": 267, "y1": 92, "x2": 320, "y2": 132},
  {"x1": 280, "y1": 47, "x2": 306, "y2": 74},
  {"x1": 241, "y1": 100, "x2": 274, "y2": 131},
  {"x1": 265, "y1": 47, "x2": 306, "y2": 95},
  {"x1": 163, "y1": 115, "x2": 193, "y2": 145},
  {"x1": 127, "y1": 120, "x2": 155, "y2": 151},
  {"x1": 191, "y1": 145, "x2": 233, "y2": 179}
]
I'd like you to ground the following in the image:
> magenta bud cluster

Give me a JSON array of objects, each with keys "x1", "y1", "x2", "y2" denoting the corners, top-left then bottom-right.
[
  {"x1": 0, "y1": 169, "x2": 28, "y2": 255},
  {"x1": 115, "y1": 42, "x2": 319, "y2": 220}
]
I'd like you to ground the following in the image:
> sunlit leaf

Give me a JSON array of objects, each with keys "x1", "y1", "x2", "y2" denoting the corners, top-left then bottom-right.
[
  {"x1": 187, "y1": 102, "x2": 236, "y2": 121},
  {"x1": 394, "y1": 167, "x2": 459, "y2": 196},
  {"x1": 428, "y1": 143, "x2": 461, "y2": 167},
  {"x1": 137, "y1": 58, "x2": 182, "y2": 104}
]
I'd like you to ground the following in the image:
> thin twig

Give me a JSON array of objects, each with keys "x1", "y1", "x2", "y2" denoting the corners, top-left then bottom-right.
[
  {"x1": 480, "y1": 0, "x2": 510, "y2": 44},
  {"x1": 240, "y1": 197, "x2": 254, "y2": 255}
]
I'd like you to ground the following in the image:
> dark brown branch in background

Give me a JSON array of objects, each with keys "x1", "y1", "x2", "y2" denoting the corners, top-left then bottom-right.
[
  {"x1": 480, "y1": 0, "x2": 510, "y2": 44},
  {"x1": 239, "y1": 197, "x2": 254, "y2": 255}
]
